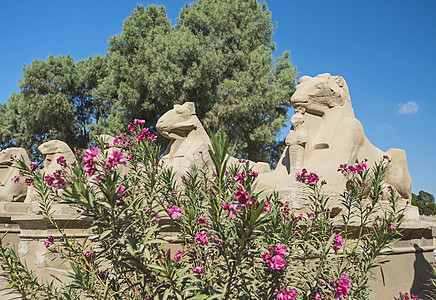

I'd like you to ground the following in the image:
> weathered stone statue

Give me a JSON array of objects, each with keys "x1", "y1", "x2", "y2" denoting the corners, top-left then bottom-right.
[
  {"x1": 38, "y1": 140, "x2": 76, "y2": 175},
  {"x1": 156, "y1": 102, "x2": 270, "y2": 178},
  {"x1": 0, "y1": 147, "x2": 30, "y2": 202},
  {"x1": 257, "y1": 73, "x2": 412, "y2": 201}
]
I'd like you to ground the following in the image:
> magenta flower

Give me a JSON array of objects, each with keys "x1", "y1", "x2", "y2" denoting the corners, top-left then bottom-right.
[
  {"x1": 127, "y1": 123, "x2": 135, "y2": 133},
  {"x1": 134, "y1": 119, "x2": 145, "y2": 126},
  {"x1": 314, "y1": 292, "x2": 322, "y2": 300},
  {"x1": 173, "y1": 250, "x2": 183, "y2": 261},
  {"x1": 30, "y1": 162, "x2": 38, "y2": 172},
  {"x1": 276, "y1": 287, "x2": 297, "y2": 300},
  {"x1": 117, "y1": 186, "x2": 130, "y2": 198},
  {"x1": 136, "y1": 134, "x2": 145, "y2": 142},
  {"x1": 197, "y1": 217, "x2": 209, "y2": 224},
  {"x1": 149, "y1": 134, "x2": 157, "y2": 142},
  {"x1": 106, "y1": 150, "x2": 126, "y2": 168},
  {"x1": 233, "y1": 172, "x2": 245, "y2": 183},
  {"x1": 333, "y1": 274, "x2": 350, "y2": 299},
  {"x1": 261, "y1": 243, "x2": 287, "y2": 271},
  {"x1": 306, "y1": 172, "x2": 319, "y2": 185},
  {"x1": 56, "y1": 156, "x2": 67, "y2": 167},
  {"x1": 263, "y1": 199, "x2": 271, "y2": 212},
  {"x1": 295, "y1": 169, "x2": 319, "y2": 185},
  {"x1": 168, "y1": 206, "x2": 182, "y2": 219},
  {"x1": 45, "y1": 174, "x2": 54, "y2": 186},
  {"x1": 247, "y1": 169, "x2": 258, "y2": 178},
  {"x1": 235, "y1": 187, "x2": 253, "y2": 206},
  {"x1": 222, "y1": 202, "x2": 239, "y2": 218},
  {"x1": 333, "y1": 235, "x2": 344, "y2": 252},
  {"x1": 193, "y1": 266, "x2": 203, "y2": 274},
  {"x1": 11, "y1": 176, "x2": 20, "y2": 184},
  {"x1": 25, "y1": 178, "x2": 32, "y2": 186},
  {"x1": 44, "y1": 236, "x2": 54, "y2": 248},
  {"x1": 83, "y1": 147, "x2": 101, "y2": 176},
  {"x1": 195, "y1": 231, "x2": 209, "y2": 245},
  {"x1": 398, "y1": 292, "x2": 423, "y2": 300}
]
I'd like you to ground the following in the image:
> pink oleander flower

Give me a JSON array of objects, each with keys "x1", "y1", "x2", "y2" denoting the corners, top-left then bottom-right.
[
  {"x1": 83, "y1": 147, "x2": 101, "y2": 176},
  {"x1": 193, "y1": 266, "x2": 203, "y2": 274},
  {"x1": 168, "y1": 206, "x2": 182, "y2": 219},
  {"x1": 56, "y1": 156, "x2": 67, "y2": 167},
  {"x1": 11, "y1": 176, "x2": 20, "y2": 184},
  {"x1": 117, "y1": 186, "x2": 129, "y2": 198},
  {"x1": 263, "y1": 199, "x2": 271, "y2": 212},
  {"x1": 276, "y1": 287, "x2": 297, "y2": 300},
  {"x1": 136, "y1": 134, "x2": 145, "y2": 142},
  {"x1": 235, "y1": 187, "x2": 253, "y2": 206},
  {"x1": 127, "y1": 123, "x2": 135, "y2": 133},
  {"x1": 173, "y1": 250, "x2": 183, "y2": 261},
  {"x1": 45, "y1": 174, "x2": 54, "y2": 186},
  {"x1": 149, "y1": 134, "x2": 157, "y2": 142},
  {"x1": 333, "y1": 274, "x2": 350, "y2": 299},
  {"x1": 233, "y1": 172, "x2": 245, "y2": 183},
  {"x1": 197, "y1": 217, "x2": 209, "y2": 224},
  {"x1": 333, "y1": 235, "x2": 344, "y2": 252},
  {"x1": 307, "y1": 172, "x2": 319, "y2": 185},
  {"x1": 314, "y1": 292, "x2": 322, "y2": 300},
  {"x1": 106, "y1": 150, "x2": 126, "y2": 168},
  {"x1": 44, "y1": 236, "x2": 54, "y2": 248},
  {"x1": 261, "y1": 243, "x2": 287, "y2": 271},
  {"x1": 134, "y1": 119, "x2": 145, "y2": 126},
  {"x1": 398, "y1": 292, "x2": 423, "y2": 300},
  {"x1": 30, "y1": 162, "x2": 38, "y2": 172},
  {"x1": 247, "y1": 169, "x2": 258, "y2": 178},
  {"x1": 295, "y1": 168, "x2": 307, "y2": 183},
  {"x1": 295, "y1": 168, "x2": 319, "y2": 185},
  {"x1": 195, "y1": 231, "x2": 209, "y2": 245},
  {"x1": 222, "y1": 202, "x2": 239, "y2": 218}
]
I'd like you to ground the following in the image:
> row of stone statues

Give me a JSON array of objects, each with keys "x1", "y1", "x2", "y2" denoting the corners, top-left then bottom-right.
[
  {"x1": 156, "y1": 73, "x2": 412, "y2": 200},
  {"x1": 0, "y1": 140, "x2": 76, "y2": 202},
  {"x1": 0, "y1": 73, "x2": 413, "y2": 203}
]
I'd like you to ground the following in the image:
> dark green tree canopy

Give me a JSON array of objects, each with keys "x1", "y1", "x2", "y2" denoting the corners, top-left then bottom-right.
[
  {"x1": 1, "y1": 1, "x2": 296, "y2": 165},
  {"x1": 412, "y1": 190, "x2": 436, "y2": 216},
  {"x1": 98, "y1": 0, "x2": 296, "y2": 163},
  {"x1": 0, "y1": 54, "x2": 106, "y2": 157}
]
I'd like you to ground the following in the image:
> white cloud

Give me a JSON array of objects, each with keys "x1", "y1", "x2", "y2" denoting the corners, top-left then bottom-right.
[{"x1": 398, "y1": 101, "x2": 419, "y2": 114}]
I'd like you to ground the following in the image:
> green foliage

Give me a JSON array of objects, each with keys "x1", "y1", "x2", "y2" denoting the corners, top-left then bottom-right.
[
  {"x1": 1, "y1": 1, "x2": 296, "y2": 165},
  {"x1": 0, "y1": 54, "x2": 107, "y2": 158},
  {"x1": 411, "y1": 190, "x2": 436, "y2": 216},
  {"x1": 0, "y1": 123, "x2": 404, "y2": 299}
]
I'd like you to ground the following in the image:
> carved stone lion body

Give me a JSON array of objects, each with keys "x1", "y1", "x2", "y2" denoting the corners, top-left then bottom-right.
[{"x1": 258, "y1": 73, "x2": 412, "y2": 200}]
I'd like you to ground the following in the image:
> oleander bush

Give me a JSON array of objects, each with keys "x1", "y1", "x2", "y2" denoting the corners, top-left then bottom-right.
[{"x1": 0, "y1": 120, "x2": 406, "y2": 299}]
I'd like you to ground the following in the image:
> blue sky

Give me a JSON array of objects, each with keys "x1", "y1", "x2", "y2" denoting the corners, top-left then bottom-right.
[{"x1": 1, "y1": 1, "x2": 435, "y2": 196}]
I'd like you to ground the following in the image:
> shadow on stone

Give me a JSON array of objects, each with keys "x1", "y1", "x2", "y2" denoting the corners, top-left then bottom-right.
[{"x1": 411, "y1": 244, "x2": 436, "y2": 299}]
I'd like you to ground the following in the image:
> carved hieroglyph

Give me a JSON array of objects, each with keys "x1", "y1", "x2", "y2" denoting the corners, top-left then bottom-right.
[
  {"x1": 156, "y1": 102, "x2": 270, "y2": 179},
  {"x1": 0, "y1": 147, "x2": 30, "y2": 202},
  {"x1": 257, "y1": 73, "x2": 412, "y2": 200}
]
